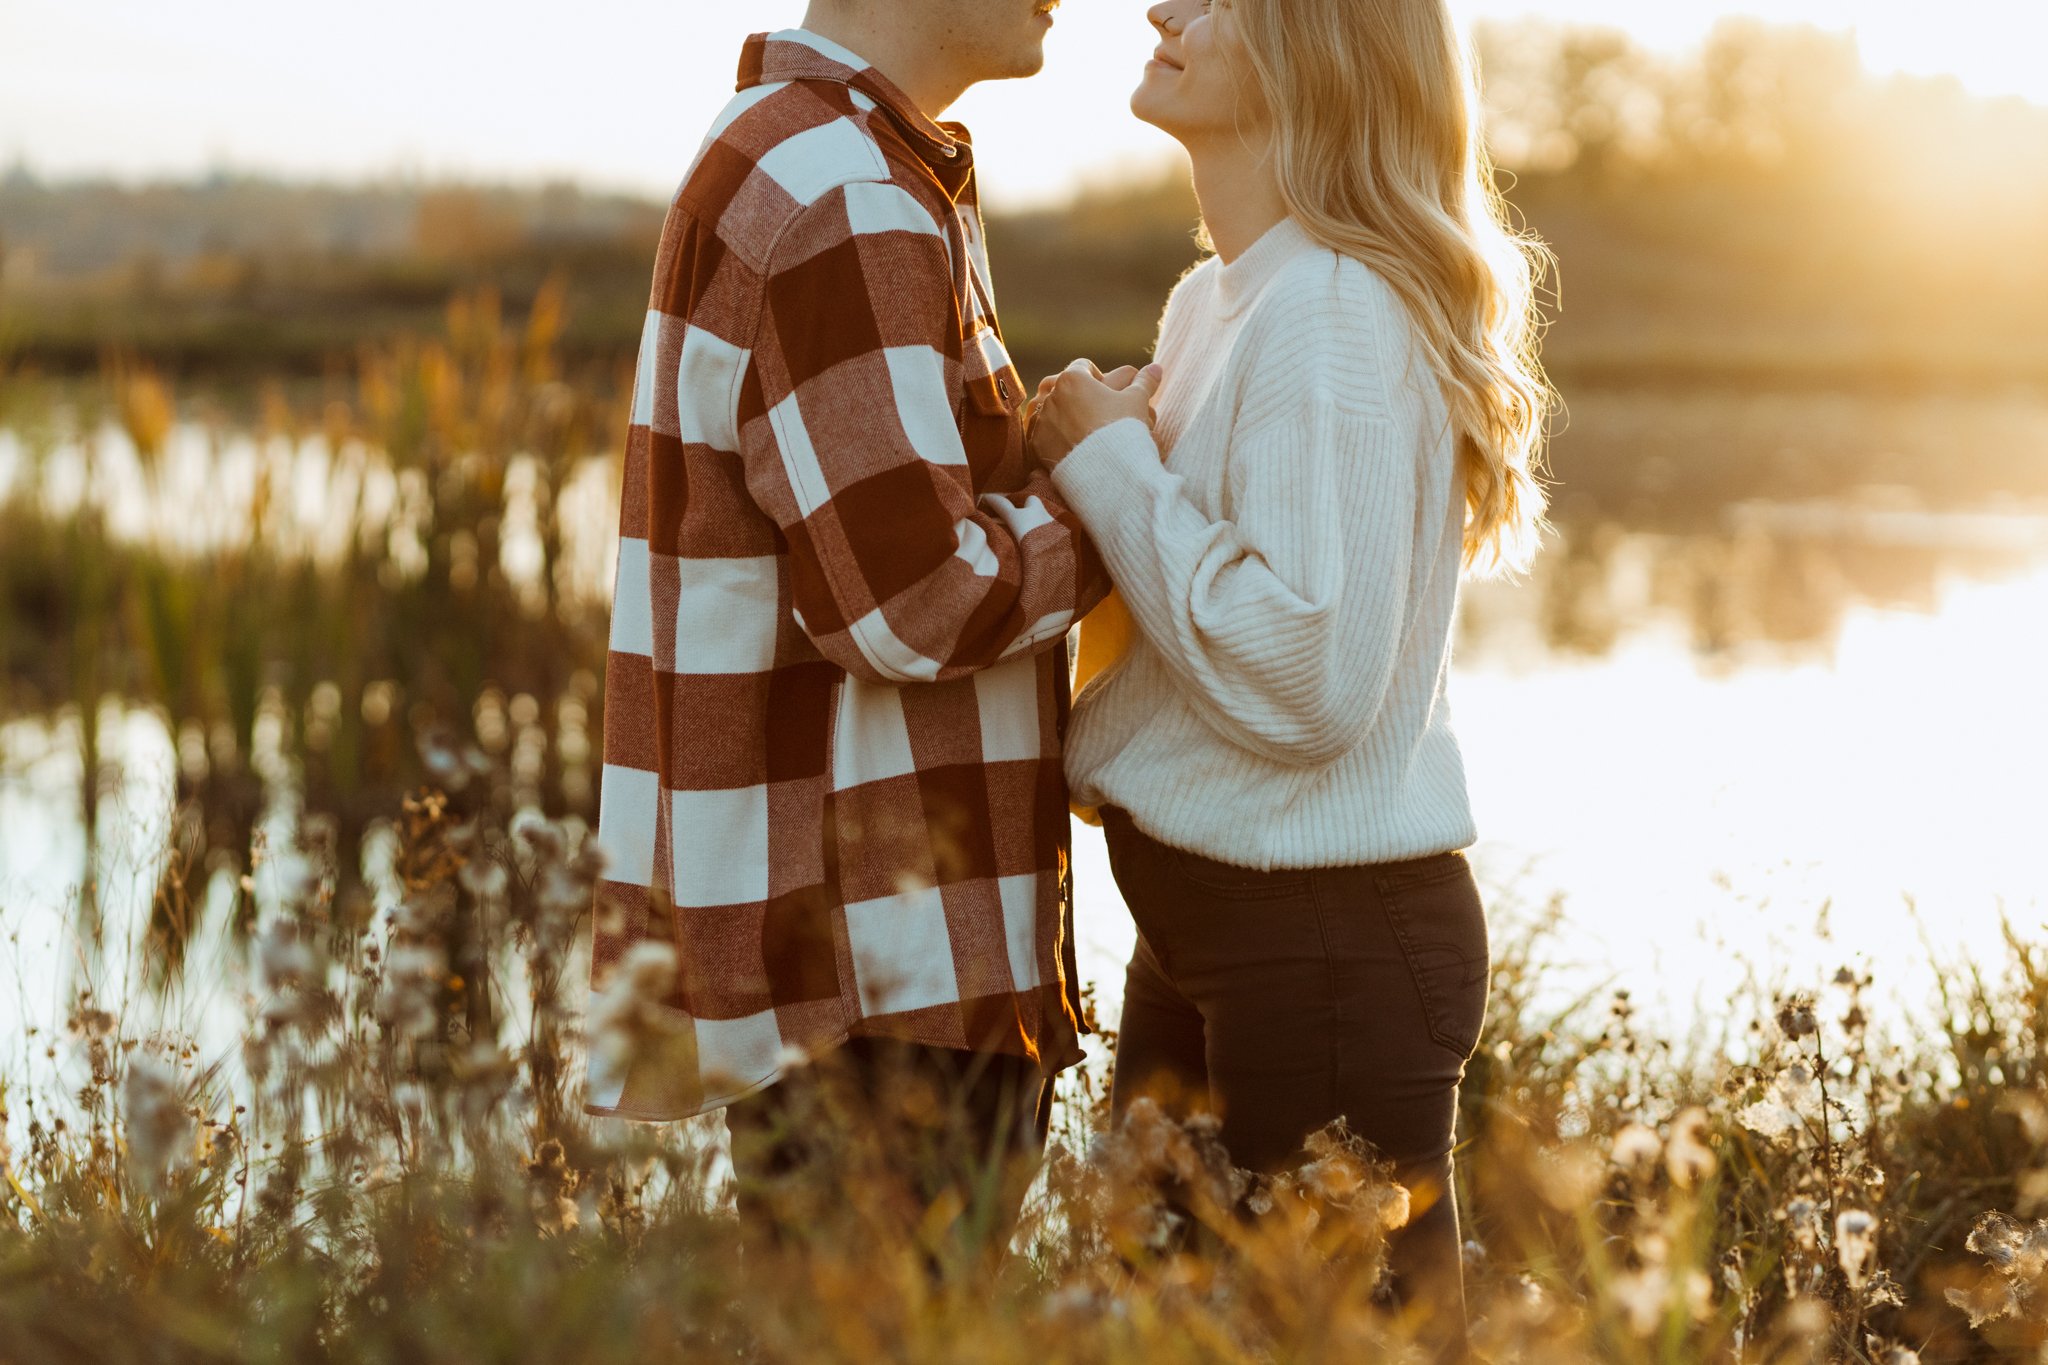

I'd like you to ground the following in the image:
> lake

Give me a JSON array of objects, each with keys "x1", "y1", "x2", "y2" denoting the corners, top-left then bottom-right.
[{"x1": 3, "y1": 402, "x2": 2046, "y2": 1100}]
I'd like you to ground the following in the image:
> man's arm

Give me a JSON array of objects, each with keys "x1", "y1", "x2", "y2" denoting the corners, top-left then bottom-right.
[{"x1": 736, "y1": 180, "x2": 1107, "y2": 685}]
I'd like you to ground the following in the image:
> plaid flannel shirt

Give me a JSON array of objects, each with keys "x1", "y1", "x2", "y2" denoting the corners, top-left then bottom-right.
[{"x1": 584, "y1": 28, "x2": 1110, "y2": 1121}]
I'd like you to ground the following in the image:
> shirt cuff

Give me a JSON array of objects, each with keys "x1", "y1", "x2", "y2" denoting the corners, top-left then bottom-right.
[{"x1": 1048, "y1": 417, "x2": 1165, "y2": 542}]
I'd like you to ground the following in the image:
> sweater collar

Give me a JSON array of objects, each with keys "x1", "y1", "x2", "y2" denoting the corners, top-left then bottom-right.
[
  {"x1": 739, "y1": 29, "x2": 976, "y2": 201},
  {"x1": 1215, "y1": 215, "x2": 1317, "y2": 317}
]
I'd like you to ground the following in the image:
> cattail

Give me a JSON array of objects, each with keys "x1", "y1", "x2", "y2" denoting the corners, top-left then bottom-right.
[{"x1": 114, "y1": 364, "x2": 176, "y2": 465}]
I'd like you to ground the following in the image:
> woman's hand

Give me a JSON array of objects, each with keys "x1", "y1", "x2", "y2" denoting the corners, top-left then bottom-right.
[{"x1": 1026, "y1": 360, "x2": 1163, "y2": 468}]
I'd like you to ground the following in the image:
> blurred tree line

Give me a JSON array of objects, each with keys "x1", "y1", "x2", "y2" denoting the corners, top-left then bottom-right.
[
  {"x1": 994, "y1": 19, "x2": 2048, "y2": 387},
  {"x1": 2, "y1": 19, "x2": 2046, "y2": 387}
]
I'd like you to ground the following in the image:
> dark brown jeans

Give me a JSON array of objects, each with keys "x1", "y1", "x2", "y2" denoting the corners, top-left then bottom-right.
[
  {"x1": 1100, "y1": 805, "x2": 1490, "y2": 1357},
  {"x1": 723, "y1": 1036, "x2": 1052, "y2": 1265}
]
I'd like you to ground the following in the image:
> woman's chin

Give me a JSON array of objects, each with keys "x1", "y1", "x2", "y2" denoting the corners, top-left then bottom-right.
[{"x1": 1129, "y1": 85, "x2": 1171, "y2": 133}]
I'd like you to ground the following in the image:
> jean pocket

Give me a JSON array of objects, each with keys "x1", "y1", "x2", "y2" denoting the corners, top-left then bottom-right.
[
  {"x1": 1169, "y1": 844, "x2": 1314, "y2": 899},
  {"x1": 1375, "y1": 857, "x2": 1490, "y2": 1059}
]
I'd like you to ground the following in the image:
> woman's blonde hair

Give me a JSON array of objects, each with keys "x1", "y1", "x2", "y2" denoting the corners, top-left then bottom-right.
[{"x1": 1226, "y1": 0, "x2": 1555, "y2": 576}]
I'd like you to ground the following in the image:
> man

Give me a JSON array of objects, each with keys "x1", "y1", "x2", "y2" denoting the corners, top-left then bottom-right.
[{"x1": 584, "y1": 0, "x2": 1112, "y2": 1251}]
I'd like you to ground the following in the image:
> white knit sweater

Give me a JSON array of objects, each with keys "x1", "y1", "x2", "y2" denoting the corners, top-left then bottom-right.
[{"x1": 1052, "y1": 216, "x2": 1478, "y2": 870}]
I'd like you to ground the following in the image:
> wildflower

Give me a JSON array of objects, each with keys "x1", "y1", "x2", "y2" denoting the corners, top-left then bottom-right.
[
  {"x1": 1780, "y1": 1296, "x2": 1830, "y2": 1341},
  {"x1": 254, "y1": 918, "x2": 323, "y2": 1026},
  {"x1": 1533, "y1": 1143, "x2": 1605, "y2": 1211},
  {"x1": 1368, "y1": 1179, "x2": 1411, "y2": 1233},
  {"x1": 2001, "y1": 1089, "x2": 2048, "y2": 1146},
  {"x1": 255, "y1": 918, "x2": 315, "y2": 990},
  {"x1": 418, "y1": 728, "x2": 471, "y2": 790},
  {"x1": 1299, "y1": 1153, "x2": 1364, "y2": 1203},
  {"x1": 1736, "y1": 1095, "x2": 1799, "y2": 1141},
  {"x1": 393, "y1": 884, "x2": 453, "y2": 938},
  {"x1": 123, "y1": 1053, "x2": 190, "y2": 1186},
  {"x1": 526, "y1": 1138, "x2": 579, "y2": 1237},
  {"x1": 457, "y1": 854, "x2": 508, "y2": 900},
  {"x1": 1835, "y1": 1208, "x2": 1878, "y2": 1288},
  {"x1": 510, "y1": 807, "x2": 565, "y2": 858},
  {"x1": 1738, "y1": 1063, "x2": 1823, "y2": 1142},
  {"x1": 586, "y1": 942, "x2": 685, "y2": 1103},
  {"x1": 1664, "y1": 1107, "x2": 1716, "y2": 1188},
  {"x1": 1782, "y1": 1198, "x2": 1822, "y2": 1251},
  {"x1": 1610, "y1": 1122, "x2": 1662, "y2": 1173},
  {"x1": 1862, "y1": 1269, "x2": 1906, "y2": 1309},
  {"x1": 1611, "y1": 1268, "x2": 1669, "y2": 1337},
  {"x1": 376, "y1": 943, "x2": 448, "y2": 1037},
  {"x1": 1777, "y1": 1062, "x2": 1821, "y2": 1113},
  {"x1": 1945, "y1": 1274, "x2": 2022, "y2": 1329},
  {"x1": 1776, "y1": 995, "x2": 1819, "y2": 1040},
  {"x1": 1966, "y1": 1210, "x2": 2048, "y2": 1279}
]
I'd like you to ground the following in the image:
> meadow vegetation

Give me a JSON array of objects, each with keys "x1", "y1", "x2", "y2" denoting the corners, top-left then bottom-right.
[
  {"x1": 2, "y1": 290, "x2": 2045, "y2": 1362},
  {"x1": 2, "y1": 725, "x2": 2046, "y2": 1362},
  {"x1": 4, "y1": 16, "x2": 2048, "y2": 1362}
]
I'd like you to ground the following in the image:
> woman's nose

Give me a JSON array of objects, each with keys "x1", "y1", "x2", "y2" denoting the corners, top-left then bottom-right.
[{"x1": 1146, "y1": 2, "x2": 1173, "y2": 35}]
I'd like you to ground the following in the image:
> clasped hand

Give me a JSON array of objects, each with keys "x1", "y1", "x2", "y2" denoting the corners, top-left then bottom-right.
[{"x1": 1024, "y1": 359, "x2": 1163, "y2": 469}]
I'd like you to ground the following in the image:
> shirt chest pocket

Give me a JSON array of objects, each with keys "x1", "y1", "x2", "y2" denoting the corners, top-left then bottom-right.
[
  {"x1": 963, "y1": 320, "x2": 1024, "y2": 416},
  {"x1": 959, "y1": 319, "x2": 1027, "y2": 486}
]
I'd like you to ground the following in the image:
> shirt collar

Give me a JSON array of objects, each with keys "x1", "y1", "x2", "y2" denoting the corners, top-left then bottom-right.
[{"x1": 738, "y1": 29, "x2": 977, "y2": 200}]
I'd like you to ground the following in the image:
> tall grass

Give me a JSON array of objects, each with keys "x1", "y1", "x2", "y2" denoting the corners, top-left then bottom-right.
[
  {"x1": 1, "y1": 723, "x2": 2044, "y2": 1361},
  {"x1": 3, "y1": 266, "x2": 2047, "y2": 1363},
  {"x1": 0, "y1": 290, "x2": 623, "y2": 971}
]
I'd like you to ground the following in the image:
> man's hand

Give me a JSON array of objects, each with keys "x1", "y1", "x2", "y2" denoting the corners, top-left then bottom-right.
[
  {"x1": 1022, "y1": 362, "x2": 1133, "y2": 444},
  {"x1": 1027, "y1": 360, "x2": 1164, "y2": 469}
]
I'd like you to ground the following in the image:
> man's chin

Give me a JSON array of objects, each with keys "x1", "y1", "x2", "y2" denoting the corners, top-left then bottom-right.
[{"x1": 1000, "y1": 42, "x2": 1049, "y2": 80}]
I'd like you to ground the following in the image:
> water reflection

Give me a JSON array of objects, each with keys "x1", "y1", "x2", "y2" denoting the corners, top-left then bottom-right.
[
  {"x1": 1075, "y1": 521, "x2": 2048, "y2": 1046},
  {"x1": 3, "y1": 414, "x2": 2047, "y2": 1076},
  {"x1": 1460, "y1": 497, "x2": 2048, "y2": 665}
]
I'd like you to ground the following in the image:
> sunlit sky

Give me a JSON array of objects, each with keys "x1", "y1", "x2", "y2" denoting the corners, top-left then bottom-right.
[{"x1": 2, "y1": 1, "x2": 2044, "y2": 205}]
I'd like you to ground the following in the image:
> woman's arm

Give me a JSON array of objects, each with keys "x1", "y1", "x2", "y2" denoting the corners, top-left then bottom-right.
[
  {"x1": 1051, "y1": 393, "x2": 1418, "y2": 766},
  {"x1": 1033, "y1": 253, "x2": 1436, "y2": 767}
]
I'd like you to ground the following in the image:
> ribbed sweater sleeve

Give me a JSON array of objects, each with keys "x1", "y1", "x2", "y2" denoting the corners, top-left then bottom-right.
[{"x1": 1050, "y1": 294, "x2": 1421, "y2": 767}]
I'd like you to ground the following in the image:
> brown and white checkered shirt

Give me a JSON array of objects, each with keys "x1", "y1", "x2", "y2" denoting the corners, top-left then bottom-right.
[{"x1": 584, "y1": 29, "x2": 1109, "y2": 1121}]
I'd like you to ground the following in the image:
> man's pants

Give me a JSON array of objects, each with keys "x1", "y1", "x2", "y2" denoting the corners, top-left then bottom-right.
[{"x1": 723, "y1": 1036, "x2": 1053, "y2": 1263}]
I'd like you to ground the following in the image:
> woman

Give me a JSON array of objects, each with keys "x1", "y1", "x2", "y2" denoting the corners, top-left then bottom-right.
[{"x1": 1027, "y1": 0, "x2": 1552, "y2": 1349}]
